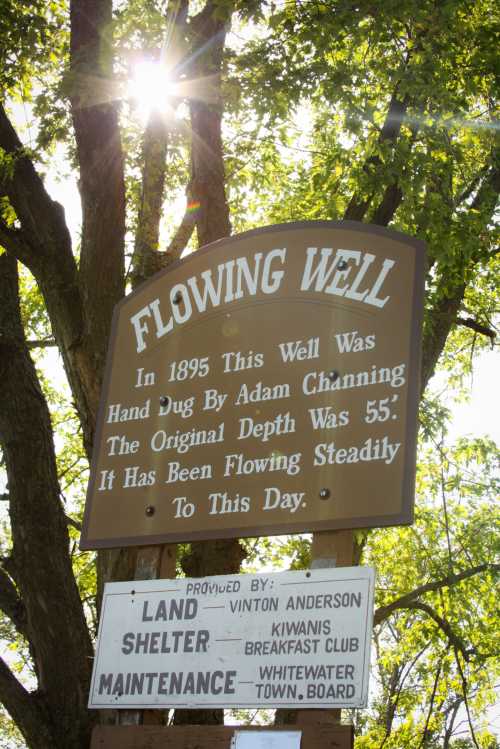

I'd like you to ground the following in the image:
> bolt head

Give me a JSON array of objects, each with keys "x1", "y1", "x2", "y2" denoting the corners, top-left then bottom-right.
[
  {"x1": 328, "y1": 370, "x2": 340, "y2": 382},
  {"x1": 159, "y1": 395, "x2": 170, "y2": 407},
  {"x1": 145, "y1": 505, "x2": 155, "y2": 516},
  {"x1": 319, "y1": 488, "x2": 331, "y2": 500}
]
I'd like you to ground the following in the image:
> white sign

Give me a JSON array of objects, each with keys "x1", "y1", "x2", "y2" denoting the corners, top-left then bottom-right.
[
  {"x1": 231, "y1": 731, "x2": 301, "y2": 749},
  {"x1": 89, "y1": 567, "x2": 375, "y2": 709}
]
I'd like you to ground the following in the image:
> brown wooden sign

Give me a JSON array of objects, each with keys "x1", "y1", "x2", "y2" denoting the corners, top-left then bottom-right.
[
  {"x1": 80, "y1": 221, "x2": 425, "y2": 549},
  {"x1": 90, "y1": 725, "x2": 354, "y2": 749}
]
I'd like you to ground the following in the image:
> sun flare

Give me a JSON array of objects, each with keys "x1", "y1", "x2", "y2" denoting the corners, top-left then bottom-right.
[{"x1": 127, "y1": 60, "x2": 177, "y2": 122}]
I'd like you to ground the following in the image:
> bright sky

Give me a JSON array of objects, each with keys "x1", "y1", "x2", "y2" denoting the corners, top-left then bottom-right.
[{"x1": 444, "y1": 348, "x2": 499, "y2": 443}]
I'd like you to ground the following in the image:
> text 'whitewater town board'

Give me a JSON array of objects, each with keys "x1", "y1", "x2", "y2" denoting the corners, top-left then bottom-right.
[
  {"x1": 89, "y1": 567, "x2": 375, "y2": 709},
  {"x1": 81, "y1": 222, "x2": 425, "y2": 549}
]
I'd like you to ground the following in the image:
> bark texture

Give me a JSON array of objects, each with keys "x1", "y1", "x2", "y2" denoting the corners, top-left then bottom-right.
[
  {"x1": 69, "y1": 0, "x2": 126, "y2": 394},
  {"x1": 188, "y1": 1, "x2": 231, "y2": 247},
  {"x1": 0, "y1": 254, "x2": 94, "y2": 749},
  {"x1": 130, "y1": 114, "x2": 169, "y2": 288}
]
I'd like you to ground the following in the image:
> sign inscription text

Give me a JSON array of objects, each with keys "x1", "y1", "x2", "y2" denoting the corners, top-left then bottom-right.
[{"x1": 89, "y1": 568, "x2": 375, "y2": 709}]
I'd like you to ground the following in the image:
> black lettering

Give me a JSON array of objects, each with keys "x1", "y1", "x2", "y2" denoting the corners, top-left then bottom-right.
[
  {"x1": 210, "y1": 671, "x2": 224, "y2": 694},
  {"x1": 171, "y1": 631, "x2": 183, "y2": 651},
  {"x1": 145, "y1": 672, "x2": 157, "y2": 694},
  {"x1": 156, "y1": 600, "x2": 167, "y2": 620},
  {"x1": 183, "y1": 672, "x2": 195, "y2": 694},
  {"x1": 224, "y1": 670, "x2": 236, "y2": 695},
  {"x1": 185, "y1": 598, "x2": 198, "y2": 619},
  {"x1": 135, "y1": 631, "x2": 149, "y2": 653},
  {"x1": 161, "y1": 631, "x2": 170, "y2": 653},
  {"x1": 196, "y1": 671, "x2": 210, "y2": 693},
  {"x1": 158, "y1": 672, "x2": 169, "y2": 694},
  {"x1": 121, "y1": 632, "x2": 134, "y2": 655},
  {"x1": 112, "y1": 673, "x2": 123, "y2": 695},
  {"x1": 131, "y1": 673, "x2": 144, "y2": 694},
  {"x1": 98, "y1": 673, "x2": 113, "y2": 694},
  {"x1": 142, "y1": 600, "x2": 153, "y2": 621},
  {"x1": 170, "y1": 671, "x2": 183, "y2": 694},
  {"x1": 149, "y1": 632, "x2": 160, "y2": 653},
  {"x1": 170, "y1": 598, "x2": 184, "y2": 620},
  {"x1": 196, "y1": 630, "x2": 209, "y2": 652}
]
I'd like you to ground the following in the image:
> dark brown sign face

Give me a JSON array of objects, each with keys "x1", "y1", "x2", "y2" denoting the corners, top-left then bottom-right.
[{"x1": 80, "y1": 221, "x2": 425, "y2": 549}]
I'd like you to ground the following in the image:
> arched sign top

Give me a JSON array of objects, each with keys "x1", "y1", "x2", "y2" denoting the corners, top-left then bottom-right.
[{"x1": 81, "y1": 221, "x2": 425, "y2": 549}]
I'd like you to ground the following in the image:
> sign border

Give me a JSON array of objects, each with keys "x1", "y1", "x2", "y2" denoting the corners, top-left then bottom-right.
[{"x1": 80, "y1": 220, "x2": 425, "y2": 550}]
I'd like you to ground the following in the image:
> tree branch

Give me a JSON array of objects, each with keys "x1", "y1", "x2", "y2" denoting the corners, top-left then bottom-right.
[
  {"x1": 421, "y1": 152, "x2": 500, "y2": 390},
  {"x1": 65, "y1": 513, "x2": 82, "y2": 533},
  {"x1": 187, "y1": 0, "x2": 232, "y2": 247},
  {"x1": 456, "y1": 317, "x2": 496, "y2": 342},
  {"x1": 130, "y1": 113, "x2": 169, "y2": 290},
  {"x1": 165, "y1": 207, "x2": 196, "y2": 262},
  {"x1": 370, "y1": 182, "x2": 404, "y2": 227},
  {"x1": 443, "y1": 698, "x2": 462, "y2": 748},
  {"x1": 0, "y1": 104, "x2": 74, "y2": 274},
  {"x1": 455, "y1": 163, "x2": 489, "y2": 208},
  {"x1": 453, "y1": 646, "x2": 480, "y2": 749},
  {"x1": 0, "y1": 567, "x2": 27, "y2": 639},
  {"x1": 379, "y1": 644, "x2": 431, "y2": 748},
  {"x1": 128, "y1": 0, "x2": 192, "y2": 289},
  {"x1": 0, "y1": 221, "x2": 29, "y2": 262},
  {"x1": 0, "y1": 657, "x2": 53, "y2": 749},
  {"x1": 69, "y1": 0, "x2": 125, "y2": 405},
  {"x1": 343, "y1": 93, "x2": 410, "y2": 222},
  {"x1": 26, "y1": 339, "x2": 57, "y2": 350},
  {"x1": 0, "y1": 103, "x2": 105, "y2": 455},
  {"x1": 374, "y1": 563, "x2": 499, "y2": 626},
  {"x1": 422, "y1": 281, "x2": 466, "y2": 392},
  {"x1": 405, "y1": 602, "x2": 471, "y2": 661},
  {"x1": 369, "y1": 120, "x2": 420, "y2": 227},
  {"x1": 416, "y1": 657, "x2": 442, "y2": 749}
]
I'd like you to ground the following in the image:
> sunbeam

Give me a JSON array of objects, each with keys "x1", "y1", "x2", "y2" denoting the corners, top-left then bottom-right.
[{"x1": 127, "y1": 60, "x2": 178, "y2": 123}]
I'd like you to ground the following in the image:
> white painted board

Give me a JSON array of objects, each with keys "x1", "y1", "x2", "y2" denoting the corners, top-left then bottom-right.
[
  {"x1": 231, "y1": 731, "x2": 301, "y2": 749},
  {"x1": 89, "y1": 567, "x2": 375, "y2": 709}
]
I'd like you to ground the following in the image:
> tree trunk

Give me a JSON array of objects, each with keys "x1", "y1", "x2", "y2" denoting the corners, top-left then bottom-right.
[{"x1": 0, "y1": 254, "x2": 94, "y2": 749}]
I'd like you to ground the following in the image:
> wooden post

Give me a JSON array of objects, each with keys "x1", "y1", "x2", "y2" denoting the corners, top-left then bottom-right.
[
  {"x1": 311, "y1": 530, "x2": 354, "y2": 569},
  {"x1": 92, "y1": 724, "x2": 354, "y2": 748},
  {"x1": 295, "y1": 530, "x2": 354, "y2": 740},
  {"x1": 118, "y1": 544, "x2": 176, "y2": 727}
]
